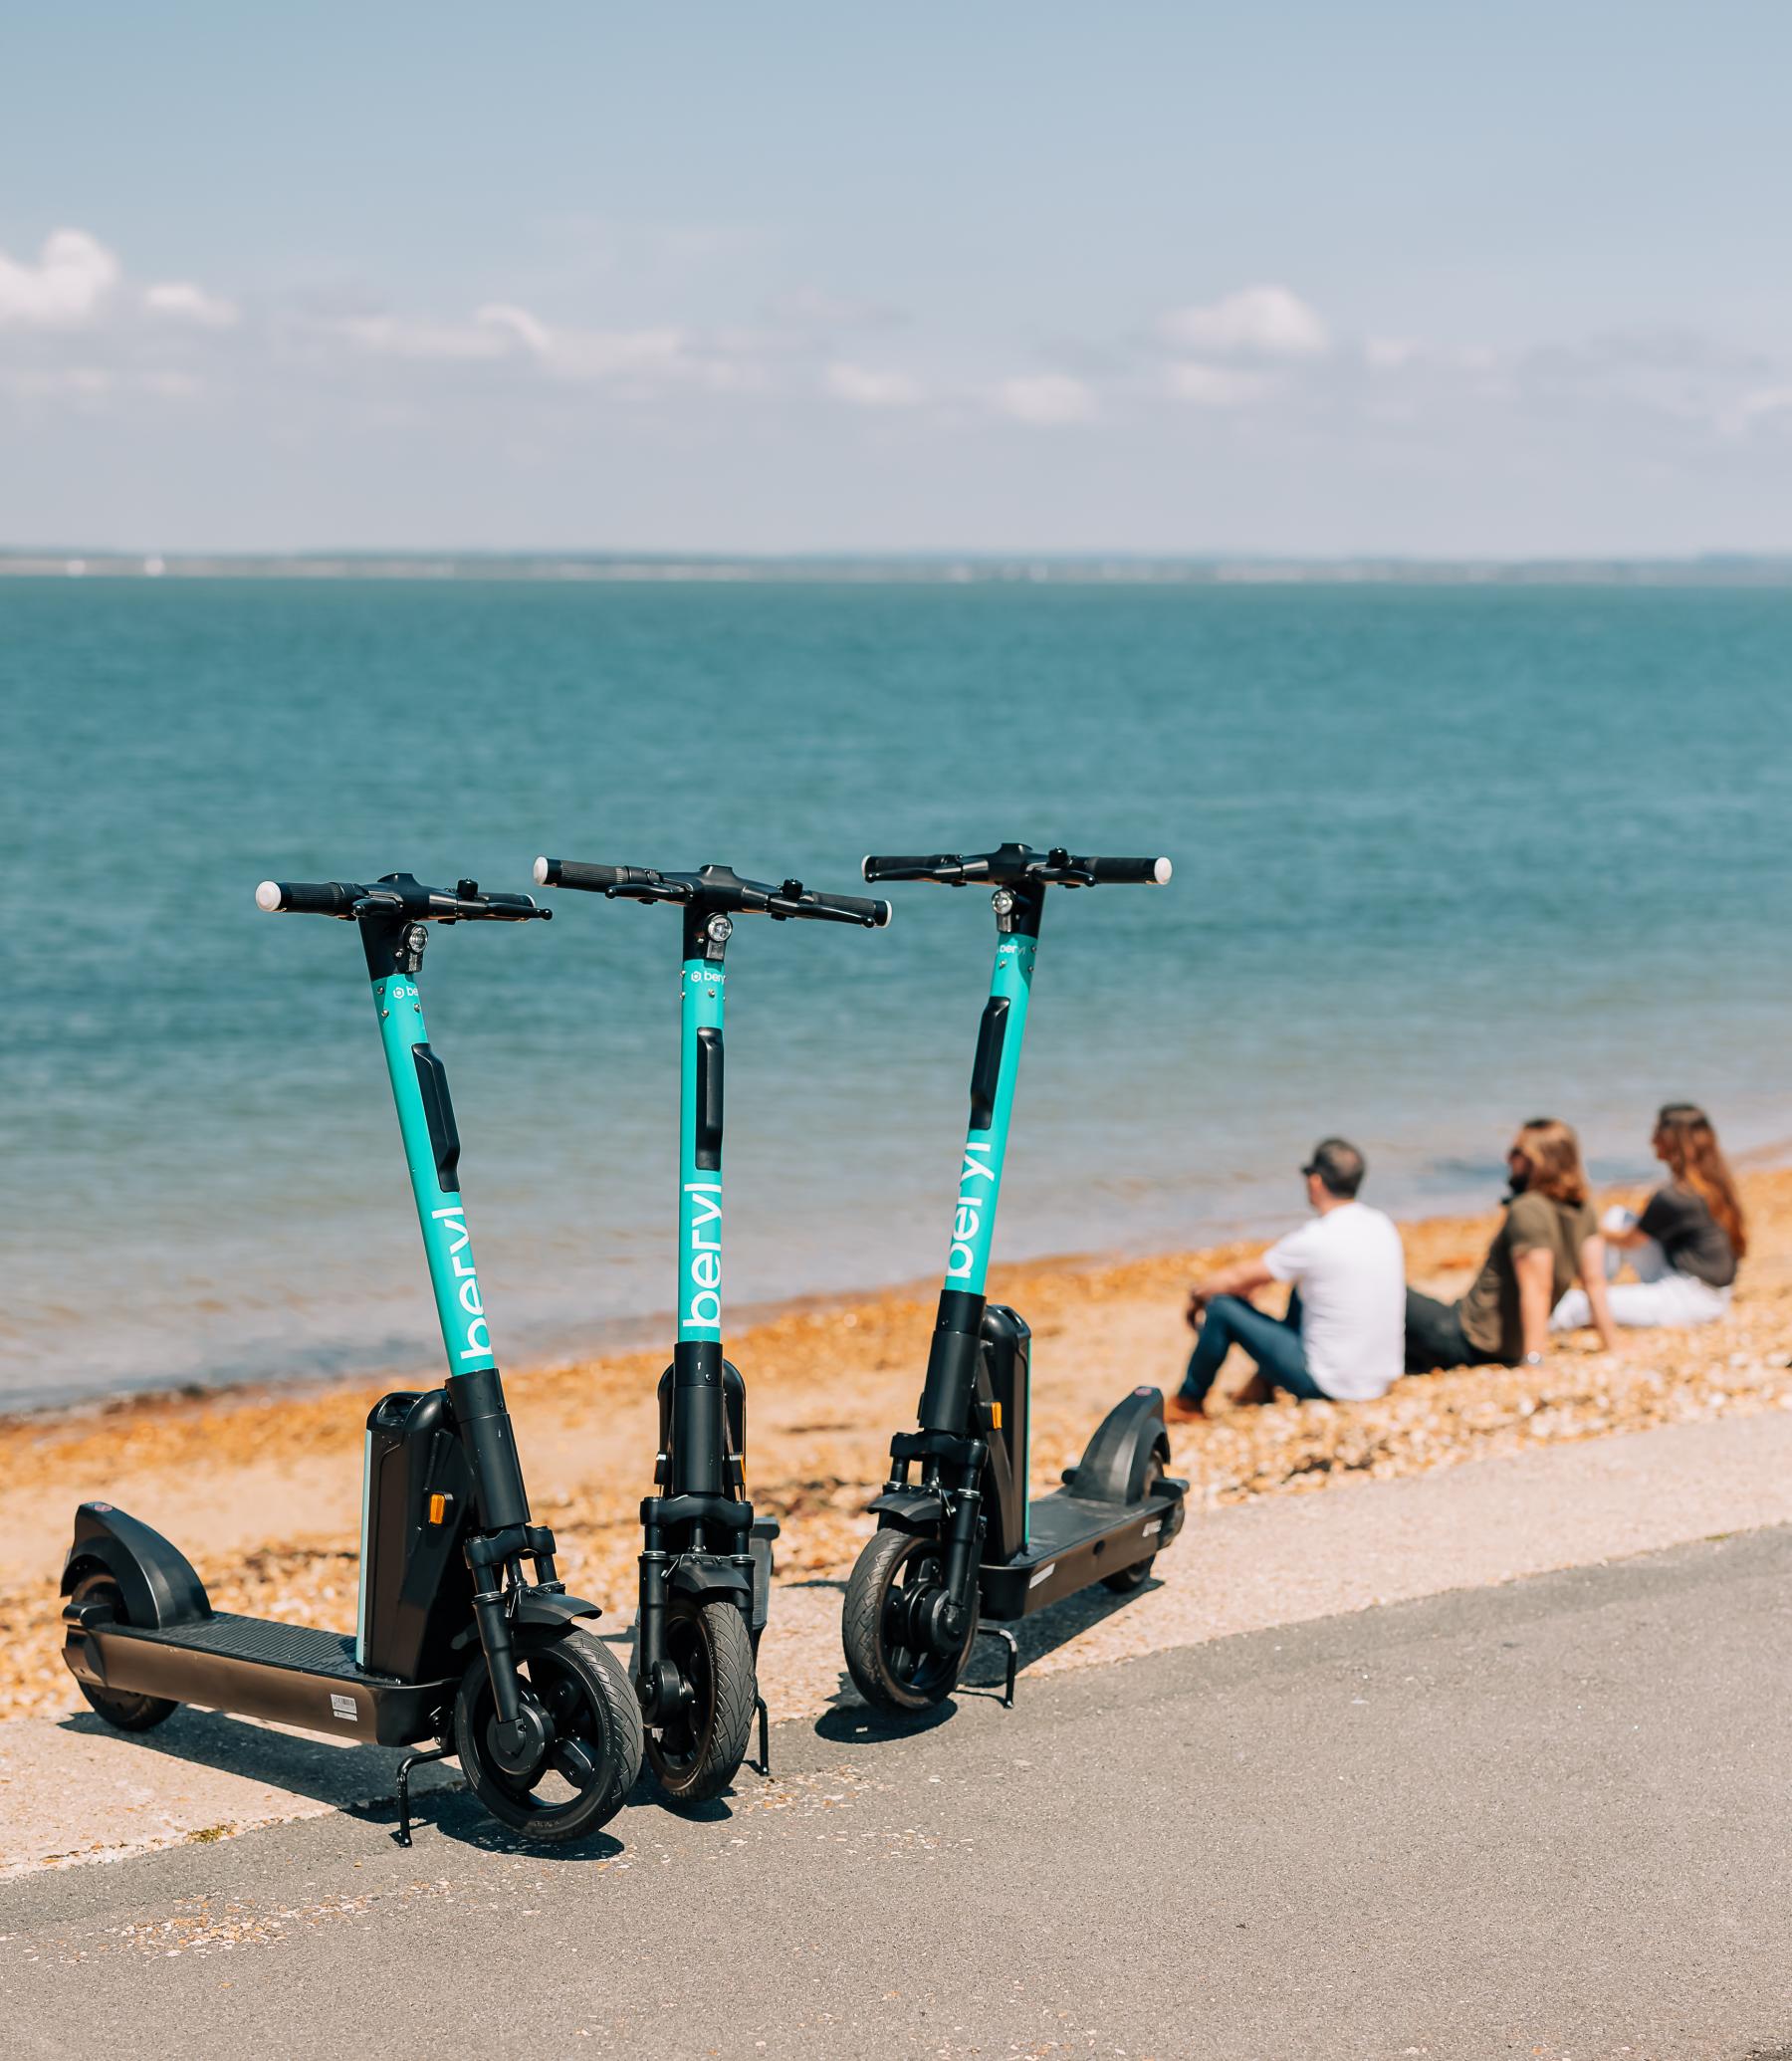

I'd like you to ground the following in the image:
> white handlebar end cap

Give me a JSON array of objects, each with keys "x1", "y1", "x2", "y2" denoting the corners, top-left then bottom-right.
[
  {"x1": 876, "y1": 901, "x2": 893, "y2": 928},
  {"x1": 1152, "y1": 856, "x2": 1173, "y2": 885},
  {"x1": 532, "y1": 855, "x2": 551, "y2": 885},
  {"x1": 860, "y1": 854, "x2": 873, "y2": 882},
  {"x1": 255, "y1": 880, "x2": 283, "y2": 912}
]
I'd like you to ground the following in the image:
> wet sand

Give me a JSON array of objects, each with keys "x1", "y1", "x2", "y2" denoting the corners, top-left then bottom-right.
[{"x1": 3, "y1": 1171, "x2": 1788, "y2": 1723}]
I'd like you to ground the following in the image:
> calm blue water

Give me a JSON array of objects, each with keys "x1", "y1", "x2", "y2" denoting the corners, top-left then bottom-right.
[{"x1": 3, "y1": 578, "x2": 1789, "y2": 1411}]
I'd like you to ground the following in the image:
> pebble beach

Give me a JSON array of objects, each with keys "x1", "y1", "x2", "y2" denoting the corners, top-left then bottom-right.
[{"x1": 2, "y1": 1169, "x2": 1788, "y2": 1727}]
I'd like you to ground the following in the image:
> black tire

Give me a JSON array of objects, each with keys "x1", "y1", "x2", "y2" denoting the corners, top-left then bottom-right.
[
  {"x1": 842, "y1": 1527, "x2": 977, "y2": 1716},
  {"x1": 454, "y1": 1627, "x2": 643, "y2": 1843},
  {"x1": 69, "y1": 1571, "x2": 179, "y2": 1732},
  {"x1": 643, "y1": 1596, "x2": 756, "y2": 1806},
  {"x1": 1099, "y1": 1458, "x2": 1165, "y2": 1594}
]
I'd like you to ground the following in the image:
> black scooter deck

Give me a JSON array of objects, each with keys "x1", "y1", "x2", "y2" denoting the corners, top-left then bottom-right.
[
  {"x1": 977, "y1": 1481, "x2": 1186, "y2": 1620},
  {"x1": 68, "y1": 1614, "x2": 453, "y2": 1748}
]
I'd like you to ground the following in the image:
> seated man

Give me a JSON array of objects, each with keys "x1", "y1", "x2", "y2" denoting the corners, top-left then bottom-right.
[{"x1": 1169, "y1": 1138, "x2": 1405, "y2": 1421}]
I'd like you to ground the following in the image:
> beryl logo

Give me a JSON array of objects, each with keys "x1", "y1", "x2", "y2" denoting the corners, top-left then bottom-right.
[
  {"x1": 431, "y1": 1206, "x2": 492, "y2": 1362},
  {"x1": 684, "y1": 1181, "x2": 723, "y2": 1331},
  {"x1": 945, "y1": 1141, "x2": 996, "y2": 1279}
]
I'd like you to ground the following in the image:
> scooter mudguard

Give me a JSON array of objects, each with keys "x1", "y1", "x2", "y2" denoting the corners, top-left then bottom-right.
[
  {"x1": 450, "y1": 1588, "x2": 601, "y2": 1651},
  {"x1": 1060, "y1": 1387, "x2": 1172, "y2": 1504},
  {"x1": 669, "y1": 1557, "x2": 755, "y2": 1607},
  {"x1": 867, "y1": 1488, "x2": 949, "y2": 1535},
  {"x1": 62, "y1": 1502, "x2": 212, "y2": 1630}
]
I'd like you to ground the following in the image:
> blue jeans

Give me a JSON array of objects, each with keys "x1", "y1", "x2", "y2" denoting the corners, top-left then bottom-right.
[{"x1": 1181, "y1": 1291, "x2": 1327, "y2": 1406}]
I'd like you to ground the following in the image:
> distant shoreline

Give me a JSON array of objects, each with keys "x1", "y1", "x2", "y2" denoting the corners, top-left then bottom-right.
[{"x1": 5, "y1": 552, "x2": 1792, "y2": 587}]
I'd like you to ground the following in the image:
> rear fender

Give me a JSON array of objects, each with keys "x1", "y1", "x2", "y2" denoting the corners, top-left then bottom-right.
[
  {"x1": 868, "y1": 1488, "x2": 948, "y2": 1536},
  {"x1": 1061, "y1": 1387, "x2": 1170, "y2": 1504},
  {"x1": 61, "y1": 1502, "x2": 211, "y2": 1629}
]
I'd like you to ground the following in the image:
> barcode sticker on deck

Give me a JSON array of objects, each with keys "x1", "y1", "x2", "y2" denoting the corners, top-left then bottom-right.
[{"x1": 330, "y1": 1694, "x2": 356, "y2": 1720}]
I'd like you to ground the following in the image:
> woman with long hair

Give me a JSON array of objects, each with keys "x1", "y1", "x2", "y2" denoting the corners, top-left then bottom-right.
[
  {"x1": 1553, "y1": 1104, "x2": 1743, "y2": 1332},
  {"x1": 1406, "y1": 1118, "x2": 1618, "y2": 1371}
]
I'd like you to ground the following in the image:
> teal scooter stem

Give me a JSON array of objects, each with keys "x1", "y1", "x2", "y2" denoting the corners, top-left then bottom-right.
[
  {"x1": 536, "y1": 856, "x2": 889, "y2": 1803},
  {"x1": 60, "y1": 873, "x2": 643, "y2": 1846},
  {"x1": 843, "y1": 843, "x2": 1189, "y2": 1717}
]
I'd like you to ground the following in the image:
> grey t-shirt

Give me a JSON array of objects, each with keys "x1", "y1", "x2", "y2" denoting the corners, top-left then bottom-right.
[{"x1": 1638, "y1": 1183, "x2": 1737, "y2": 1287}]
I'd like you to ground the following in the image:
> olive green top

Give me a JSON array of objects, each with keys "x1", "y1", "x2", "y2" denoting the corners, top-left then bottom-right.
[{"x1": 1458, "y1": 1190, "x2": 1598, "y2": 1361}]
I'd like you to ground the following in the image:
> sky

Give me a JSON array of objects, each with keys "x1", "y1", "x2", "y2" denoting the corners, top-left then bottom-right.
[{"x1": 2, "y1": 1, "x2": 1789, "y2": 557}]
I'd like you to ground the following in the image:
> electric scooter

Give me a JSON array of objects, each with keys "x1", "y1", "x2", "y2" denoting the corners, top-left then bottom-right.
[
  {"x1": 843, "y1": 843, "x2": 1189, "y2": 1715},
  {"x1": 60, "y1": 872, "x2": 643, "y2": 1845},
  {"x1": 534, "y1": 856, "x2": 890, "y2": 1800}
]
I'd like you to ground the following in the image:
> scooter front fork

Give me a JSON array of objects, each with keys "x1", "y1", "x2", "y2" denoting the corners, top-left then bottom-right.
[{"x1": 935, "y1": 1442, "x2": 988, "y2": 1647}]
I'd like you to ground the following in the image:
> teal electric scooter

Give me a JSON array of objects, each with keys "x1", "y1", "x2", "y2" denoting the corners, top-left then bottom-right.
[
  {"x1": 843, "y1": 843, "x2": 1188, "y2": 1715},
  {"x1": 535, "y1": 856, "x2": 890, "y2": 1801},
  {"x1": 61, "y1": 873, "x2": 643, "y2": 1845}
]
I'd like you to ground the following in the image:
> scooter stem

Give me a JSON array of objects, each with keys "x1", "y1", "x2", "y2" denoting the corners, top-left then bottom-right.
[
  {"x1": 672, "y1": 912, "x2": 729, "y2": 1500},
  {"x1": 916, "y1": 882, "x2": 1042, "y2": 1447}
]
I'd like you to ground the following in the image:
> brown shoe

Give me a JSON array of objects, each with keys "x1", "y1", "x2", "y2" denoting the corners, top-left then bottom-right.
[{"x1": 1165, "y1": 1392, "x2": 1208, "y2": 1423}]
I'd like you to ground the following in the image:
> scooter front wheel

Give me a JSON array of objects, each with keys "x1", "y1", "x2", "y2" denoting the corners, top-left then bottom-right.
[
  {"x1": 643, "y1": 1595, "x2": 757, "y2": 1806},
  {"x1": 842, "y1": 1527, "x2": 978, "y2": 1716},
  {"x1": 454, "y1": 1627, "x2": 643, "y2": 1842},
  {"x1": 69, "y1": 1571, "x2": 179, "y2": 1732}
]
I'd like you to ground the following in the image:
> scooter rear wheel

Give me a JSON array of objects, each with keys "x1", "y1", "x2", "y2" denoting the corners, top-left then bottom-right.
[
  {"x1": 454, "y1": 1626, "x2": 643, "y2": 1842},
  {"x1": 69, "y1": 1572, "x2": 179, "y2": 1732},
  {"x1": 842, "y1": 1527, "x2": 978, "y2": 1716},
  {"x1": 643, "y1": 1595, "x2": 757, "y2": 1806},
  {"x1": 1099, "y1": 1457, "x2": 1166, "y2": 1594}
]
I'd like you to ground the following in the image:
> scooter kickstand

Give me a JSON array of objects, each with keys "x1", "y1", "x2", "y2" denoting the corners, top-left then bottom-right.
[
  {"x1": 753, "y1": 1695, "x2": 772, "y2": 1777},
  {"x1": 393, "y1": 1742, "x2": 454, "y2": 1847},
  {"x1": 975, "y1": 1624, "x2": 1019, "y2": 1709}
]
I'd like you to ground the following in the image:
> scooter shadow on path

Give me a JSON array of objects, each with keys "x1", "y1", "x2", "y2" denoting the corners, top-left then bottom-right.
[
  {"x1": 813, "y1": 1571, "x2": 1166, "y2": 1745},
  {"x1": 55, "y1": 1706, "x2": 626, "y2": 1860}
]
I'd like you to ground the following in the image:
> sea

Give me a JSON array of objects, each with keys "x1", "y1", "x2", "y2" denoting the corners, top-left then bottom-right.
[{"x1": 4, "y1": 574, "x2": 1788, "y2": 1412}]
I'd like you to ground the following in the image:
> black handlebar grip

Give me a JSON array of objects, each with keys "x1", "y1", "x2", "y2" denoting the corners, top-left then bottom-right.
[
  {"x1": 465, "y1": 890, "x2": 550, "y2": 920},
  {"x1": 801, "y1": 889, "x2": 894, "y2": 927},
  {"x1": 861, "y1": 853, "x2": 961, "y2": 883},
  {"x1": 533, "y1": 857, "x2": 656, "y2": 894},
  {"x1": 255, "y1": 879, "x2": 359, "y2": 916},
  {"x1": 1078, "y1": 854, "x2": 1173, "y2": 885}
]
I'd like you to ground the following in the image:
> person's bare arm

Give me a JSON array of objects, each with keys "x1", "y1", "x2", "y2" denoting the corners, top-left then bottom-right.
[
  {"x1": 1514, "y1": 1246, "x2": 1556, "y2": 1361},
  {"x1": 1186, "y1": 1258, "x2": 1275, "y2": 1327},
  {"x1": 1578, "y1": 1235, "x2": 1620, "y2": 1351}
]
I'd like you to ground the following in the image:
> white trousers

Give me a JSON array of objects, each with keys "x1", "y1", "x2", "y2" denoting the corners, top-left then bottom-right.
[{"x1": 1551, "y1": 1210, "x2": 1731, "y2": 1331}]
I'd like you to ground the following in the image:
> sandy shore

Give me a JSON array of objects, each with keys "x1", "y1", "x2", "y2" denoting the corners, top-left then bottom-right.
[{"x1": 4, "y1": 1170, "x2": 1789, "y2": 1724}]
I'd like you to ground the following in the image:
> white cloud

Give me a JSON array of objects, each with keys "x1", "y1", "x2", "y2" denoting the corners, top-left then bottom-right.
[
  {"x1": 993, "y1": 373, "x2": 1097, "y2": 425},
  {"x1": 144, "y1": 281, "x2": 240, "y2": 329},
  {"x1": 336, "y1": 312, "x2": 518, "y2": 361},
  {"x1": 0, "y1": 228, "x2": 119, "y2": 329},
  {"x1": 475, "y1": 302, "x2": 552, "y2": 355},
  {"x1": 1159, "y1": 285, "x2": 1328, "y2": 359},
  {"x1": 826, "y1": 362, "x2": 923, "y2": 407},
  {"x1": 1164, "y1": 362, "x2": 1273, "y2": 407}
]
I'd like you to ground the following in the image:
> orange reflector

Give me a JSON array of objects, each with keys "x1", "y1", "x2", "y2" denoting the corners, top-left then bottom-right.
[
  {"x1": 991, "y1": 1402, "x2": 1003, "y2": 1429},
  {"x1": 427, "y1": 1492, "x2": 447, "y2": 1525}
]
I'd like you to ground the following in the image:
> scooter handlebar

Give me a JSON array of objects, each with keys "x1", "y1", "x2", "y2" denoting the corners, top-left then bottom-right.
[
  {"x1": 537, "y1": 856, "x2": 889, "y2": 927},
  {"x1": 256, "y1": 875, "x2": 551, "y2": 923},
  {"x1": 861, "y1": 848, "x2": 1173, "y2": 888}
]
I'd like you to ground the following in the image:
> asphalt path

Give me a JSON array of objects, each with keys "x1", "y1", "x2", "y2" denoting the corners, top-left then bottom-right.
[{"x1": 5, "y1": 1527, "x2": 1790, "y2": 2061}]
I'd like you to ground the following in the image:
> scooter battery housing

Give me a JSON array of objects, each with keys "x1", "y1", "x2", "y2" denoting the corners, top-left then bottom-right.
[
  {"x1": 976, "y1": 1304, "x2": 1031, "y2": 1564},
  {"x1": 357, "y1": 1389, "x2": 477, "y2": 1679}
]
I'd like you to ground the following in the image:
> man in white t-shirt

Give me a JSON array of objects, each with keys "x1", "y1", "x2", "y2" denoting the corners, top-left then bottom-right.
[{"x1": 1169, "y1": 1138, "x2": 1406, "y2": 1420}]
